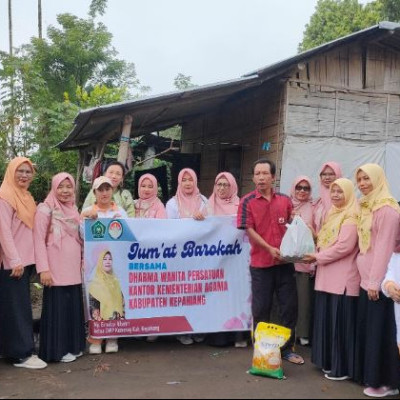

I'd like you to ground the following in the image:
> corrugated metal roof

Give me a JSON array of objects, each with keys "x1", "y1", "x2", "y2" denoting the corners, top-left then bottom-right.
[
  {"x1": 59, "y1": 21, "x2": 400, "y2": 151},
  {"x1": 59, "y1": 75, "x2": 261, "y2": 150},
  {"x1": 243, "y1": 22, "x2": 400, "y2": 80}
]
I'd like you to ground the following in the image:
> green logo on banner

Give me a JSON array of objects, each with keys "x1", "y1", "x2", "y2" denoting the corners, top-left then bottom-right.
[{"x1": 92, "y1": 221, "x2": 106, "y2": 239}]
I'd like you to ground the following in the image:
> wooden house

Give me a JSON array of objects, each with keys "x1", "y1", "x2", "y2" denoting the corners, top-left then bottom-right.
[{"x1": 60, "y1": 22, "x2": 400, "y2": 199}]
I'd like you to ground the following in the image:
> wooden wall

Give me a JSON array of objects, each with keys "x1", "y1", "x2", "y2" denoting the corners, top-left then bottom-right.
[
  {"x1": 286, "y1": 43, "x2": 400, "y2": 141},
  {"x1": 181, "y1": 81, "x2": 286, "y2": 197},
  {"x1": 181, "y1": 41, "x2": 400, "y2": 197}
]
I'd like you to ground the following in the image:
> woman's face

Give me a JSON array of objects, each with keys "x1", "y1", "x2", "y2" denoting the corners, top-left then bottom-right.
[
  {"x1": 294, "y1": 180, "x2": 311, "y2": 202},
  {"x1": 140, "y1": 178, "x2": 154, "y2": 200},
  {"x1": 181, "y1": 172, "x2": 194, "y2": 195},
  {"x1": 95, "y1": 184, "x2": 113, "y2": 207},
  {"x1": 56, "y1": 178, "x2": 74, "y2": 204},
  {"x1": 105, "y1": 165, "x2": 124, "y2": 189},
  {"x1": 356, "y1": 170, "x2": 373, "y2": 195},
  {"x1": 330, "y1": 184, "x2": 346, "y2": 208},
  {"x1": 215, "y1": 177, "x2": 231, "y2": 200},
  {"x1": 320, "y1": 166, "x2": 336, "y2": 189},
  {"x1": 14, "y1": 162, "x2": 34, "y2": 190},
  {"x1": 102, "y1": 253, "x2": 113, "y2": 273}
]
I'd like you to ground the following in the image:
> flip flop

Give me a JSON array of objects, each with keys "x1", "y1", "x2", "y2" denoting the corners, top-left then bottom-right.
[{"x1": 282, "y1": 351, "x2": 305, "y2": 365}]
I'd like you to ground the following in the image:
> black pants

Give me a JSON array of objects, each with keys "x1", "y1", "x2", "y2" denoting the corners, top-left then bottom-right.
[
  {"x1": 250, "y1": 264, "x2": 298, "y2": 351},
  {"x1": 355, "y1": 289, "x2": 400, "y2": 388},
  {"x1": 0, "y1": 265, "x2": 35, "y2": 360}
]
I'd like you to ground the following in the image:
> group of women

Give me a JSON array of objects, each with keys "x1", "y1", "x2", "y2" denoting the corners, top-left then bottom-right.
[
  {"x1": 292, "y1": 161, "x2": 400, "y2": 398},
  {"x1": 0, "y1": 155, "x2": 399, "y2": 398},
  {"x1": 0, "y1": 157, "x2": 242, "y2": 369}
]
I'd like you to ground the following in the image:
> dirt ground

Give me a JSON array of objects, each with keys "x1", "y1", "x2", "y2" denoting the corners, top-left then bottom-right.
[{"x1": 0, "y1": 337, "x2": 382, "y2": 399}]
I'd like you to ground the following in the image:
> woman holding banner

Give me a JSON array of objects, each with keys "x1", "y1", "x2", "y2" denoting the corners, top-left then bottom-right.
[
  {"x1": 207, "y1": 172, "x2": 248, "y2": 348},
  {"x1": 135, "y1": 173, "x2": 166, "y2": 342},
  {"x1": 34, "y1": 173, "x2": 86, "y2": 363},
  {"x1": 166, "y1": 168, "x2": 209, "y2": 221},
  {"x1": 82, "y1": 160, "x2": 135, "y2": 217},
  {"x1": 134, "y1": 173, "x2": 167, "y2": 219},
  {"x1": 166, "y1": 168, "x2": 209, "y2": 345},
  {"x1": 82, "y1": 176, "x2": 127, "y2": 354}
]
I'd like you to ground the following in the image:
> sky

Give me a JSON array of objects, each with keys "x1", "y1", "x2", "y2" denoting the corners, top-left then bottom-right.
[{"x1": 0, "y1": 0, "x2": 372, "y2": 95}]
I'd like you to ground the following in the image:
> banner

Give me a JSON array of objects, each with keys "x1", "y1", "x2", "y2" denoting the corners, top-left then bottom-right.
[{"x1": 84, "y1": 216, "x2": 251, "y2": 338}]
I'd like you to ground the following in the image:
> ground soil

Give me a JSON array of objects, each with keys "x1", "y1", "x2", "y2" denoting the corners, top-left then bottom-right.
[{"x1": 0, "y1": 337, "x2": 376, "y2": 399}]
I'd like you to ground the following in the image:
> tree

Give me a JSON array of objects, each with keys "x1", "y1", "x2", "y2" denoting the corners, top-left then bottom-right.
[
  {"x1": 174, "y1": 73, "x2": 197, "y2": 90},
  {"x1": 380, "y1": 0, "x2": 400, "y2": 21},
  {"x1": 89, "y1": 0, "x2": 108, "y2": 19},
  {"x1": 38, "y1": 0, "x2": 42, "y2": 38},
  {"x1": 27, "y1": 13, "x2": 141, "y2": 103},
  {"x1": 0, "y1": 5, "x2": 147, "y2": 201},
  {"x1": 298, "y1": 0, "x2": 383, "y2": 52}
]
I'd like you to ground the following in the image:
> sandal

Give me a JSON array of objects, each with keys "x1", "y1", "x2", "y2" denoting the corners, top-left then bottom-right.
[{"x1": 282, "y1": 351, "x2": 305, "y2": 365}]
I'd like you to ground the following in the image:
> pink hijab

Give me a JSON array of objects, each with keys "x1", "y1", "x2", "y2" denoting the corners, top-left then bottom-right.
[
  {"x1": 38, "y1": 172, "x2": 81, "y2": 248},
  {"x1": 314, "y1": 161, "x2": 342, "y2": 232},
  {"x1": 135, "y1": 174, "x2": 166, "y2": 219},
  {"x1": 290, "y1": 176, "x2": 313, "y2": 225},
  {"x1": 209, "y1": 172, "x2": 240, "y2": 216},
  {"x1": 175, "y1": 168, "x2": 203, "y2": 218}
]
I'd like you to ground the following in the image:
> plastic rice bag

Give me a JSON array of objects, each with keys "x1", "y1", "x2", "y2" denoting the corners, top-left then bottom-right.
[
  {"x1": 249, "y1": 322, "x2": 291, "y2": 379},
  {"x1": 280, "y1": 215, "x2": 315, "y2": 262}
]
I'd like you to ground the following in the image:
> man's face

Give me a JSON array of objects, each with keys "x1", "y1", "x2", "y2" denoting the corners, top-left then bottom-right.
[{"x1": 253, "y1": 163, "x2": 274, "y2": 191}]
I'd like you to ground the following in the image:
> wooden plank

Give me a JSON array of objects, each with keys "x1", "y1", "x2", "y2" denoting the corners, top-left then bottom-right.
[
  {"x1": 348, "y1": 46, "x2": 363, "y2": 90},
  {"x1": 366, "y1": 45, "x2": 385, "y2": 90}
]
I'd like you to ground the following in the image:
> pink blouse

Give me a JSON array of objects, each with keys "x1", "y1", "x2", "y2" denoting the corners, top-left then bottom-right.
[
  {"x1": 357, "y1": 206, "x2": 400, "y2": 292},
  {"x1": 0, "y1": 199, "x2": 35, "y2": 269},
  {"x1": 34, "y1": 205, "x2": 82, "y2": 286},
  {"x1": 315, "y1": 224, "x2": 360, "y2": 296}
]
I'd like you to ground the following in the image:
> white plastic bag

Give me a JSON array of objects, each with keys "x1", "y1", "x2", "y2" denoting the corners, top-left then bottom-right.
[{"x1": 280, "y1": 215, "x2": 315, "y2": 262}]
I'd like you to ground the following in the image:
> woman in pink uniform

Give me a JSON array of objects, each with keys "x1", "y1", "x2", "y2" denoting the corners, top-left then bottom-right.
[
  {"x1": 208, "y1": 172, "x2": 247, "y2": 348},
  {"x1": 34, "y1": 173, "x2": 85, "y2": 363},
  {"x1": 304, "y1": 178, "x2": 360, "y2": 381},
  {"x1": 313, "y1": 161, "x2": 342, "y2": 233},
  {"x1": 354, "y1": 164, "x2": 400, "y2": 398},
  {"x1": 134, "y1": 173, "x2": 166, "y2": 219},
  {"x1": 290, "y1": 176, "x2": 315, "y2": 347},
  {"x1": 0, "y1": 157, "x2": 47, "y2": 369}
]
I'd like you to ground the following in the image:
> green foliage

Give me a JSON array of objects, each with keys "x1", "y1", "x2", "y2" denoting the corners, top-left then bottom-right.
[
  {"x1": 0, "y1": 4, "x2": 148, "y2": 202},
  {"x1": 159, "y1": 125, "x2": 182, "y2": 140},
  {"x1": 380, "y1": 0, "x2": 400, "y2": 21},
  {"x1": 89, "y1": 0, "x2": 108, "y2": 19},
  {"x1": 28, "y1": 13, "x2": 137, "y2": 102},
  {"x1": 299, "y1": 0, "x2": 382, "y2": 52},
  {"x1": 75, "y1": 84, "x2": 129, "y2": 108},
  {"x1": 174, "y1": 73, "x2": 197, "y2": 90}
]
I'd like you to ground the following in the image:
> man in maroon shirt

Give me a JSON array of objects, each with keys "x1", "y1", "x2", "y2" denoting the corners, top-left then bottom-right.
[{"x1": 237, "y1": 159, "x2": 304, "y2": 365}]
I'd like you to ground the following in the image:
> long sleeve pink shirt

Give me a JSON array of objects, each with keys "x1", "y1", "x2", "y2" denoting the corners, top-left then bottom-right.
[
  {"x1": 34, "y1": 205, "x2": 82, "y2": 286},
  {"x1": 315, "y1": 224, "x2": 360, "y2": 296},
  {"x1": 0, "y1": 199, "x2": 35, "y2": 269},
  {"x1": 357, "y1": 206, "x2": 400, "y2": 292}
]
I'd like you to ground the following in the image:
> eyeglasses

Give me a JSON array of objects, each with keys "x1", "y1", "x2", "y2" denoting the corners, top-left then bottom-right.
[
  {"x1": 295, "y1": 185, "x2": 311, "y2": 192},
  {"x1": 16, "y1": 169, "x2": 33, "y2": 176},
  {"x1": 216, "y1": 183, "x2": 230, "y2": 188},
  {"x1": 320, "y1": 173, "x2": 336, "y2": 177}
]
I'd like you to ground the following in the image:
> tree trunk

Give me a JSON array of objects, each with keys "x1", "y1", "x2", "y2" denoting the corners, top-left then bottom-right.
[
  {"x1": 8, "y1": 0, "x2": 15, "y2": 157},
  {"x1": 8, "y1": 0, "x2": 12, "y2": 55},
  {"x1": 38, "y1": 0, "x2": 42, "y2": 39}
]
